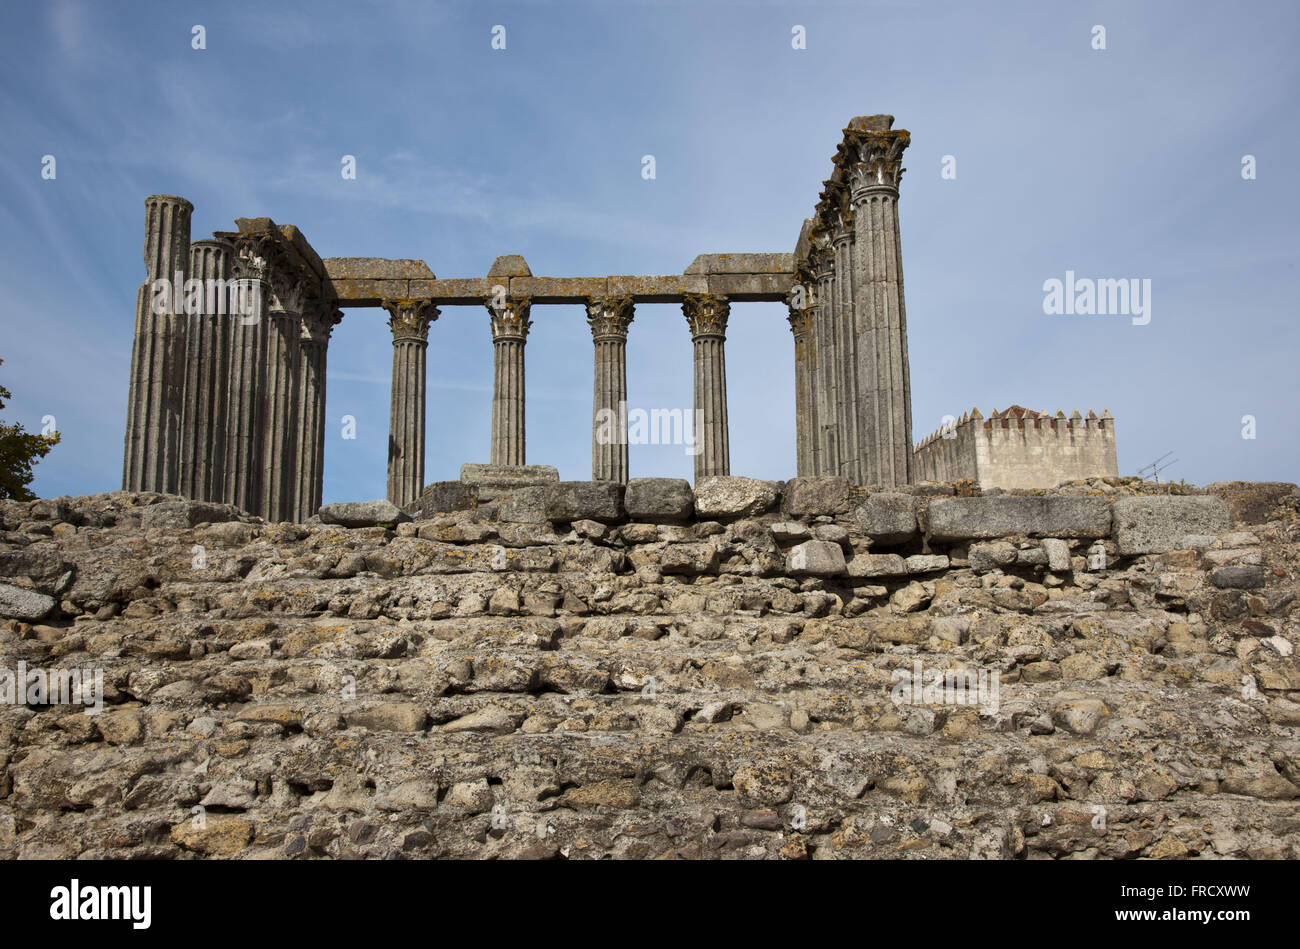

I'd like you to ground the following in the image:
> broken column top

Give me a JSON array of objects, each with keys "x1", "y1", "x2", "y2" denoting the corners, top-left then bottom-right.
[{"x1": 848, "y1": 114, "x2": 894, "y2": 132}]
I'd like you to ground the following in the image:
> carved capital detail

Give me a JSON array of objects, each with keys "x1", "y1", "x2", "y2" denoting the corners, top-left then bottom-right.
[
  {"x1": 585, "y1": 294, "x2": 634, "y2": 340},
  {"x1": 382, "y1": 298, "x2": 439, "y2": 342},
  {"x1": 301, "y1": 302, "x2": 343, "y2": 347},
  {"x1": 786, "y1": 308, "x2": 812, "y2": 341},
  {"x1": 487, "y1": 297, "x2": 532, "y2": 340},
  {"x1": 682, "y1": 293, "x2": 730, "y2": 339},
  {"x1": 848, "y1": 129, "x2": 910, "y2": 197}
]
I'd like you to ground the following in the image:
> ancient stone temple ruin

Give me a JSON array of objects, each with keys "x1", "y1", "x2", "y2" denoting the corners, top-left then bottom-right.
[{"x1": 120, "y1": 115, "x2": 1108, "y2": 521}]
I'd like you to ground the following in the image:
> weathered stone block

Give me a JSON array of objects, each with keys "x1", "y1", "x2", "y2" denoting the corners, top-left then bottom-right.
[
  {"x1": 1042, "y1": 538, "x2": 1071, "y2": 572},
  {"x1": 694, "y1": 476, "x2": 780, "y2": 519},
  {"x1": 1113, "y1": 497, "x2": 1230, "y2": 555},
  {"x1": 543, "y1": 482, "x2": 625, "y2": 523},
  {"x1": 969, "y1": 541, "x2": 1018, "y2": 573},
  {"x1": 0, "y1": 582, "x2": 55, "y2": 621},
  {"x1": 624, "y1": 478, "x2": 694, "y2": 522},
  {"x1": 1210, "y1": 565, "x2": 1266, "y2": 590},
  {"x1": 786, "y1": 540, "x2": 846, "y2": 576},
  {"x1": 855, "y1": 493, "x2": 918, "y2": 544},
  {"x1": 926, "y1": 496, "x2": 1111, "y2": 541},
  {"x1": 405, "y1": 481, "x2": 478, "y2": 518},
  {"x1": 319, "y1": 500, "x2": 409, "y2": 528},
  {"x1": 460, "y1": 464, "x2": 559, "y2": 502},
  {"x1": 781, "y1": 477, "x2": 856, "y2": 517},
  {"x1": 846, "y1": 553, "x2": 907, "y2": 577},
  {"x1": 660, "y1": 543, "x2": 720, "y2": 576},
  {"x1": 904, "y1": 554, "x2": 949, "y2": 574},
  {"x1": 1202, "y1": 481, "x2": 1298, "y2": 525},
  {"x1": 498, "y1": 486, "x2": 548, "y2": 523},
  {"x1": 142, "y1": 500, "x2": 241, "y2": 530}
]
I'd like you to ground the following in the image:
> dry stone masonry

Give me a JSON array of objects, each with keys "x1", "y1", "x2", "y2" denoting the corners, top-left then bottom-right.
[{"x1": 0, "y1": 478, "x2": 1298, "y2": 859}]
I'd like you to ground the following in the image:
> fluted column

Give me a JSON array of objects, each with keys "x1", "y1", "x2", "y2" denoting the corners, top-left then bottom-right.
[
  {"x1": 787, "y1": 298, "x2": 814, "y2": 477},
  {"x1": 123, "y1": 194, "x2": 192, "y2": 493},
  {"x1": 487, "y1": 297, "x2": 531, "y2": 466},
  {"x1": 224, "y1": 247, "x2": 267, "y2": 515},
  {"x1": 808, "y1": 236, "x2": 837, "y2": 477},
  {"x1": 259, "y1": 274, "x2": 304, "y2": 523},
  {"x1": 683, "y1": 293, "x2": 730, "y2": 480},
  {"x1": 831, "y1": 211, "x2": 861, "y2": 483},
  {"x1": 586, "y1": 294, "x2": 634, "y2": 482},
  {"x1": 383, "y1": 299, "x2": 437, "y2": 507},
  {"x1": 294, "y1": 304, "x2": 340, "y2": 521},
  {"x1": 179, "y1": 237, "x2": 234, "y2": 502},
  {"x1": 849, "y1": 115, "x2": 912, "y2": 486}
]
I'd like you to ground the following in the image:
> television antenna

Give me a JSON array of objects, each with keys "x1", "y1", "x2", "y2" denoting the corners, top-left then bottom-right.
[{"x1": 1137, "y1": 452, "x2": 1178, "y2": 484}]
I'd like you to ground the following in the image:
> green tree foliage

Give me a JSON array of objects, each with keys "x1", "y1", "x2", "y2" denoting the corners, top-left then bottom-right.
[{"x1": 0, "y1": 358, "x2": 59, "y2": 500}]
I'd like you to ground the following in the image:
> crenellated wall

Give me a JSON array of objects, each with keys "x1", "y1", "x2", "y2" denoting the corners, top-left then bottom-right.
[{"x1": 914, "y1": 406, "x2": 1118, "y2": 490}]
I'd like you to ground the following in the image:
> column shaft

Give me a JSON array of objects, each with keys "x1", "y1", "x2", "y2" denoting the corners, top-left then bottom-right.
[
  {"x1": 683, "y1": 294, "x2": 730, "y2": 480},
  {"x1": 179, "y1": 238, "x2": 233, "y2": 501},
  {"x1": 384, "y1": 300, "x2": 436, "y2": 508},
  {"x1": 123, "y1": 194, "x2": 192, "y2": 493},
  {"x1": 488, "y1": 299, "x2": 531, "y2": 467},
  {"x1": 260, "y1": 310, "x2": 301, "y2": 522},
  {"x1": 587, "y1": 295, "x2": 633, "y2": 482},
  {"x1": 224, "y1": 277, "x2": 266, "y2": 514}
]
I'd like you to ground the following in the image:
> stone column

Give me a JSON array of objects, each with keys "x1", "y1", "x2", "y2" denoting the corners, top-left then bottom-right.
[
  {"x1": 787, "y1": 295, "x2": 814, "y2": 477},
  {"x1": 178, "y1": 237, "x2": 234, "y2": 502},
  {"x1": 259, "y1": 273, "x2": 303, "y2": 523},
  {"x1": 808, "y1": 236, "x2": 837, "y2": 477},
  {"x1": 586, "y1": 294, "x2": 634, "y2": 482},
  {"x1": 383, "y1": 299, "x2": 438, "y2": 508},
  {"x1": 683, "y1": 293, "x2": 730, "y2": 480},
  {"x1": 224, "y1": 247, "x2": 267, "y2": 515},
  {"x1": 123, "y1": 194, "x2": 192, "y2": 493},
  {"x1": 487, "y1": 297, "x2": 531, "y2": 467},
  {"x1": 831, "y1": 208, "x2": 861, "y2": 483},
  {"x1": 850, "y1": 115, "x2": 912, "y2": 486},
  {"x1": 294, "y1": 304, "x2": 340, "y2": 521}
]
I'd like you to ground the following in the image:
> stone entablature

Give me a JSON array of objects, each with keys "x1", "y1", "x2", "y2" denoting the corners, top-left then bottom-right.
[{"x1": 913, "y1": 405, "x2": 1119, "y2": 491}]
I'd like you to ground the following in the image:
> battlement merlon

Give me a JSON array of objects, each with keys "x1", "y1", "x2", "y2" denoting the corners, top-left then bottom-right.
[{"x1": 320, "y1": 253, "x2": 796, "y2": 306}]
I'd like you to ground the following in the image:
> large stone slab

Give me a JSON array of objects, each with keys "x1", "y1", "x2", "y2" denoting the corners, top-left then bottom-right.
[
  {"x1": 460, "y1": 464, "x2": 559, "y2": 501},
  {"x1": 141, "y1": 500, "x2": 242, "y2": 530},
  {"x1": 624, "y1": 478, "x2": 694, "y2": 523},
  {"x1": 1202, "y1": 481, "x2": 1297, "y2": 525},
  {"x1": 926, "y1": 496, "x2": 1111, "y2": 541},
  {"x1": 782, "y1": 477, "x2": 856, "y2": 517},
  {"x1": 0, "y1": 582, "x2": 55, "y2": 621},
  {"x1": 854, "y1": 493, "x2": 918, "y2": 545},
  {"x1": 1113, "y1": 496, "x2": 1231, "y2": 555},
  {"x1": 319, "y1": 500, "x2": 410, "y2": 528},
  {"x1": 404, "y1": 481, "x2": 478, "y2": 518},
  {"x1": 694, "y1": 477, "x2": 780, "y2": 519},
  {"x1": 543, "y1": 482, "x2": 625, "y2": 524}
]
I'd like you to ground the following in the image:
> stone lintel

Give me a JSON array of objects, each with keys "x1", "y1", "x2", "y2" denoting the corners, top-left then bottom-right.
[
  {"x1": 328, "y1": 266, "x2": 792, "y2": 305},
  {"x1": 684, "y1": 253, "x2": 796, "y2": 275}
]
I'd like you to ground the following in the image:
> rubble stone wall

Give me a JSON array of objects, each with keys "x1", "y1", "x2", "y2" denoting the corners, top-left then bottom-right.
[{"x1": 0, "y1": 475, "x2": 1297, "y2": 860}]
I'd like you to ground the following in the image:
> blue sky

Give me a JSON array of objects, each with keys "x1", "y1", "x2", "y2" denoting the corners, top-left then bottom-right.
[{"x1": 1, "y1": 0, "x2": 1296, "y2": 503}]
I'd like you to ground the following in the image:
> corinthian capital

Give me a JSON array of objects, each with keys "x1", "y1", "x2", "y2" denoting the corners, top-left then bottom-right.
[
  {"x1": 682, "y1": 293, "x2": 730, "y2": 339},
  {"x1": 847, "y1": 124, "x2": 910, "y2": 196},
  {"x1": 382, "y1": 298, "x2": 439, "y2": 342},
  {"x1": 487, "y1": 296, "x2": 532, "y2": 340},
  {"x1": 585, "y1": 294, "x2": 634, "y2": 340},
  {"x1": 301, "y1": 302, "x2": 343, "y2": 348}
]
